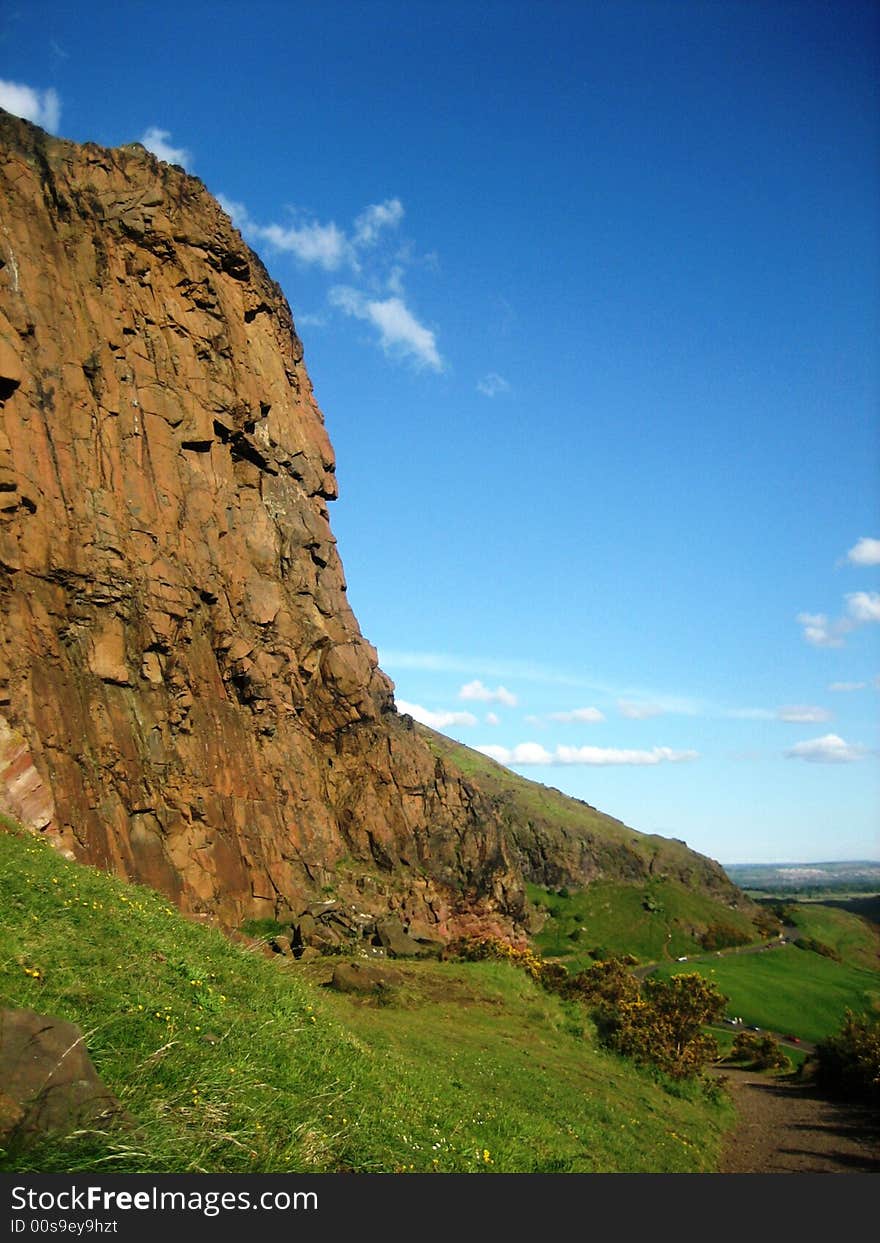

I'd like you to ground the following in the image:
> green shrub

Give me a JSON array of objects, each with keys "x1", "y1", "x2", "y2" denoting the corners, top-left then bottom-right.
[
  {"x1": 700, "y1": 923, "x2": 753, "y2": 951},
  {"x1": 815, "y1": 1010, "x2": 880, "y2": 1107},
  {"x1": 794, "y1": 937, "x2": 842, "y2": 962}
]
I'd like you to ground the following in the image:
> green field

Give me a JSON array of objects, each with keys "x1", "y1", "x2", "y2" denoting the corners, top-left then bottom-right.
[
  {"x1": 528, "y1": 878, "x2": 762, "y2": 968},
  {"x1": 0, "y1": 824, "x2": 732, "y2": 1173},
  {"x1": 651, "y1": 945, "x2": 880, "y2": 1045}
]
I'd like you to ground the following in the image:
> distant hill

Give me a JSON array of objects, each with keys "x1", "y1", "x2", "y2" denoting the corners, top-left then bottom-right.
[{"x1": 725, "y1": 861, "x2": 880, "y2": 894}]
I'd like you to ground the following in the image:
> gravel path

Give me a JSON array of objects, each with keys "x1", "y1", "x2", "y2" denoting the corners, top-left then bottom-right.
[{"x1": 717, "y1": 1068, "x2": 880, "y2": 1173}]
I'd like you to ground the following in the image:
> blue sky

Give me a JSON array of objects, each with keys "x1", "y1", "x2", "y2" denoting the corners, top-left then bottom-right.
[{"x1": 2, "y1": 1, "x2": 878, "y2": 864}]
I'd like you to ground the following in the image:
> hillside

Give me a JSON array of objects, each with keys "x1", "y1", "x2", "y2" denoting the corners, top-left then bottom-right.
[
  {"x1": 0, "y1": 822, "x2": 732, "y2": 1173},
  {"x1": 417, "y1": 724, "x2": 746, "y2": 907}
]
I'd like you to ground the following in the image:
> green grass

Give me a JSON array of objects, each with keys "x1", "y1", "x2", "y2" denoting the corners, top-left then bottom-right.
[
  {"x1": 650, "y1": 946, "x2": 880, "y2": 1045},
  {"x1": 783, "y1": 902, "x2": 880, "y2": 972},
  {"x1": 0, "y1": 825, "x2": 732, "y2": 1173},
  {"x1": 528, "y1": 878, "x2": 761, "y2": 968}
]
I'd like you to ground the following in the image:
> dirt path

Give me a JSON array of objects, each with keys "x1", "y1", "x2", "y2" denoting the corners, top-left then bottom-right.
[{"x1": 717, "y1": 1068, "x2": 880, "y2": 1173}]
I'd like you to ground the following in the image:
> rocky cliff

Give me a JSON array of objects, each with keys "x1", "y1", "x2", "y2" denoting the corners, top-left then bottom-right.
[{"x1": 0, "y1": 111, "x2": 742, "y2": 937}]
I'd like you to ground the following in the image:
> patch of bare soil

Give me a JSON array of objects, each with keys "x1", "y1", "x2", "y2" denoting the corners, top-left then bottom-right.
[{"x1": 717, "y1": 1068, "x2": 880, "y2": 1173}]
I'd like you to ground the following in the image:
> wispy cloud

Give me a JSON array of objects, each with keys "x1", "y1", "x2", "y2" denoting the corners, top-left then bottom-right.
[
  {"x1": 219, "y1": 190, "x2": 440, "y2": 368},
  {"x1": 219, "y1": 195, "x2": 345, "y2": 268},
  {"x1": 828, "y1": 681, "x2": 867, "y2": 693},
  {"x1": 845, "y1": 537, "x2": 880, "y2": 567},
  {"x1": 396, "y1": 700, "x2": 477, "y2": 729},
  {"x1": 784, "y1": 734, "x2": 870, "y2": 764},
  {"x1": 329, "y1": 286, "x2": 442, "y2": 370},
  {"x1": 477, "y1": 742, "x2": 698, "y2": 767},
  {"x1": 295, "y1": 311, "x2": 329, "y2": 328},
  {"x1": 379, "y1": 650, "x2": 588, "y2": 686},
  {"x1": 477, "y1": 372, "x2": 511, "y2": 398},
  {"x1": 353, "y1": 198, "x2": 404, "y2": 246},
  {"x1": 796, "y1": 611, "x2": 851, "y2": 648},
  {"x1": 255, "y1": 220, "x2": 347, "y2": 268},
  {"x1": 379, "y1": 651, "x2": 709, "y2": 715},
  {"x1": 458, "y1": 680, "x2": 517, "y2": 707},
  {"x1": 0, "y1": 78, "x2": 60, "y2": 132},
  {"x1": 547, "y1": 707, "x2": 605, "y2": 723},
  {"x1": 618, "y1": 700, "x2": 666, "y2": 719},
  {"x1": 141, "y1": 126, "x2": 192, "y2": 168},
  {"x1": 776, "y1": 705, "x2": 833, "y2": 724},
  {"x1": 797, "y1": 590, "x2": 880, "y2": 648},
  {"x1": 485, "y1": 711, "x2": 500, "y2": 727}
]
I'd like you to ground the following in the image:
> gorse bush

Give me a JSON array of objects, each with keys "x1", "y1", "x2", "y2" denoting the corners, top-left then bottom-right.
[
  {"x1": 600, "y1": 975, "x2": 726, "y2": 1080},
  {"x1": 452, "y1": 938, "x2": 725, "y2": 1081},
  {"x1": 815, "y1": 1010, "x2": 880, "y2": 1108},
  {"x1": 730, "y1": 1031, "x2": 791, "y2": 1071}
]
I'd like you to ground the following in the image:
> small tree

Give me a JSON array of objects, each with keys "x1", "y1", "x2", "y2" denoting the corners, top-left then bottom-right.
[
  {"x1": 731, "y1": 1032, "x2": 790, "y2": 1070},
  {"x1": 602, "y1": 973, "x2": 726, "y2": 1079}
]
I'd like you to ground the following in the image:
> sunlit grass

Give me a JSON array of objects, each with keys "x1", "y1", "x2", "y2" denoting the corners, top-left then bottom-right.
[{"x1": 0, "y1": 824, "x2": 731, "y2": 1173}]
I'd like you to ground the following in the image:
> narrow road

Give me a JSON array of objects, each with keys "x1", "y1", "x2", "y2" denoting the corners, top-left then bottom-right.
[{"x1": 716, "y1": 1068, "x2": 880, "y2": 1173}]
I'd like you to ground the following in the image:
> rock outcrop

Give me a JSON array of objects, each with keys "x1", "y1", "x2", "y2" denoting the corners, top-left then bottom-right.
[
  {"x1": 0, "y1": 110, "x2": 742, "y2": 939},
  {"x1": 0, "y1": 1007, "x2": 130, "y2": 1144}
]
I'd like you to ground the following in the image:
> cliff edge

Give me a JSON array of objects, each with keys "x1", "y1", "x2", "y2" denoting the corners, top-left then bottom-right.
[{"x1": 0, "y1": 111, "x2": 741, "y2": 937}]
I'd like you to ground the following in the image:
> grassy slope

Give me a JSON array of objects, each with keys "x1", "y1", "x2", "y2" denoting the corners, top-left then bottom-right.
[
  {"x1": 0, "y1": 825, "x2": 731, "y2": 1173},
  {"x1": 650, "y1": 947, "x2": 880, "y2": 1045},
  {"x1": 784, "y1": 902, "x2": 880, "y2": 972},
  {"x1": 528, "y1": 878, "x2": 761, "y2": 967}
]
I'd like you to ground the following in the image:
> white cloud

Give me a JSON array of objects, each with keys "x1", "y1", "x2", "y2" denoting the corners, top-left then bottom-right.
[
  {"x1": 784, "y1": 734, "x2": 869, "y2": 764},
  {"x1": 477, "y1": 372, "x2": 511, "y2": 398},
  {"x1": 141, "y1": 127, "x2": 192, "y2": 168},
  {"x1": 477, "y1": 744, "x2": 514, "y2": 765},
  {"x1": 396, "y1": 700, "x2": 477, "y2": 729},
  {"x1": 554, "y1": 745, "x2": 698, "y2": 766},
  {"x1": 217, "y1": 194, "x2": 248, "y2": 227},
  {"x1": 846, "y1": 592, "x2": 880, "y2": 624},
  {"x1": 485, "y1": 712, "x2": 500, "y2": 727},
  {"x1": 354, "y1": 198, "x2": 404, "y2": 246},
  {"x1": 776, "y1": 705, "x2": 833, "y2": 724},
  {"x1": 458, "y1": 680, "x2": 518, "y2": 707},
  {"x1": 547, "y1": 707, "x2": 605, "y2": 723},
  {"x1": 797, "y1": 592, "x2": 880, "y2": 648},
  {"x1": 510, "y1": 742, "x2": 555, "y2": 765},
  {"x1": 259, "y1": 220, "x2": 348, "y2": 269},
  {"x1": 294, "y1": 310, "x2": 328, "y2": 328},
  {"x1": 846, "y1": 537, "x2": 880, "y2": 566},
  {"x1": 0, "y1": 79, "x2": 60, "y2": 132},
  {"x1": 329, "y1": 286, "x2": 442, "y2": 370},
  {"x1": 828, "y1": 681, "x2": 867, "y2": 693},
  {"x1": 476, "y1": 742, "x2": 698, "y2": 767},
  {"x1": 796, "y1": 612, "x2": 850, "y2": 648},
  {"x1": 618, "y1": 700, "x2": 665, "y2": 719}
]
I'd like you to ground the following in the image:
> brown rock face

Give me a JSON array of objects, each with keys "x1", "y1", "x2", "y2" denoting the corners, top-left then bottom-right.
[
  {"x1": 0, "y1": 111, "x2": 742, "y2": 938},
  {"x1": 0, "y1": 110, "x2": 524, "y2": 934}
]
